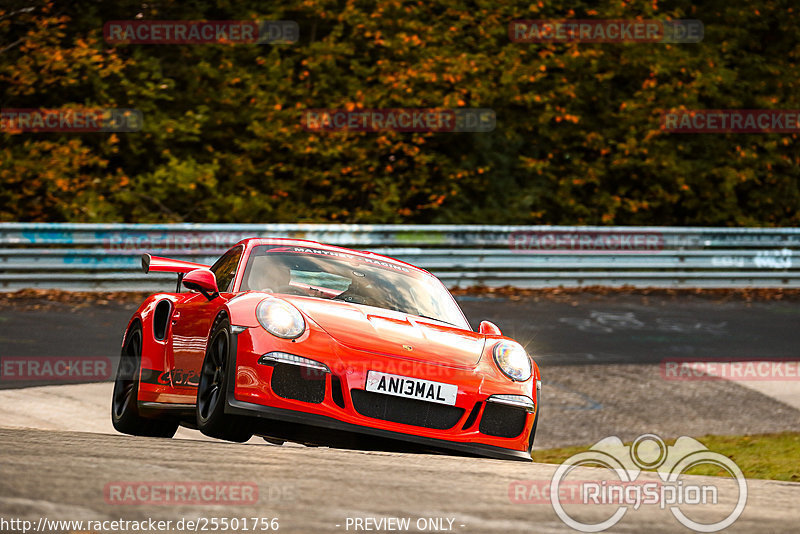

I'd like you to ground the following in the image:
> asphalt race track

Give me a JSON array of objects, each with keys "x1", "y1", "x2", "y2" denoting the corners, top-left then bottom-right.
[
  {"x1": 2, "y1": 427, "x2": 800, "y2": 534},
  {"x1": 1, "y1": 293, "x2": 800, "y2": 532}
]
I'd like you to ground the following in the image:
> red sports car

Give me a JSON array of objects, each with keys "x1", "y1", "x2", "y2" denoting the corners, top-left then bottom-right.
[{"x1": 112, "y1": 238, "x2": 541, "y2": 461}]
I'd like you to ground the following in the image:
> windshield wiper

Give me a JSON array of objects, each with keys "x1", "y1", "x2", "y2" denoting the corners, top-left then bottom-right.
[{"x1": 413, "y1": 314, "x2": 457, "y2": 327}]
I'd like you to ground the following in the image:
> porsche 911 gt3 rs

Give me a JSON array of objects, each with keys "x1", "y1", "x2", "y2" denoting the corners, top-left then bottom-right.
[{"x1": 111, "y1": 238, "x2": 541, "y2": 461}]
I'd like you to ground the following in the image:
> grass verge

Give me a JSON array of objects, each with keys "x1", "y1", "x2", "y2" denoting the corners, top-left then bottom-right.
[{"x1": 533, "y1": 432, "x2": 800, "y2": 482}]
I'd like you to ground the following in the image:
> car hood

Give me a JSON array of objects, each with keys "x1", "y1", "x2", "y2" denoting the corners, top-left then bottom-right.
[{"x1": 284, "y1": 296, "x2": 485, "y2": 369}]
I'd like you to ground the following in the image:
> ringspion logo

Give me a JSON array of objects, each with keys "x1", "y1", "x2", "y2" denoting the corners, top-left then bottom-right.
[{"x1": 517, "y1": 434, "x2": 747, "y2": 532}]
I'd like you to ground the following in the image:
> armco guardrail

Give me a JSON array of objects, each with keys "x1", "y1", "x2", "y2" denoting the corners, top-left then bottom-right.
[{"x1": 0, "y1": 223, "x2": 798, "y2": 290}]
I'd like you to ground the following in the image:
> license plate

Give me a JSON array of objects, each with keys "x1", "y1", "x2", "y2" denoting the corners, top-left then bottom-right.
[{"x1": 365, "y1": 371, "x2": 458, "y2": 406}]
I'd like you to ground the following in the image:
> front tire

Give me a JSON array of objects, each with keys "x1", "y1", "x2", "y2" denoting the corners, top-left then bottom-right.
[
  {"x1": 196, "y1": 316, "x2": 253, "y2": 442},
  {"x1": 111, "y1": 324, "x2": 178, "y2": 438}
]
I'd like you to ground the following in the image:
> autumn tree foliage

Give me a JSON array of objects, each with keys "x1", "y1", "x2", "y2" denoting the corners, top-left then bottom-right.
[{"x1": 1, "y1": 0, "x2": 799, "y2": 225}]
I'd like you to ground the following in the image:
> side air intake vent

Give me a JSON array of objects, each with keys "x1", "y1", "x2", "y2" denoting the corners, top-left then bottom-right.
[{"x1": 153, "y1": 300, "x2": 171, "y2": 341}]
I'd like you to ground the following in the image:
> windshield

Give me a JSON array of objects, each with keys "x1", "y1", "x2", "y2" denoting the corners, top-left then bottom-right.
[{"x1": 240, "y1": 245, "x2": 470, "y2": 330}]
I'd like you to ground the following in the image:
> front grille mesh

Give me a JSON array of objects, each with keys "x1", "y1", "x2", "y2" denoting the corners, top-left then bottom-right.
[
  {"x1": 479, "y1": 402, "x2": 528, "y2": 438},
  {"x1": 270, "y1": 363, "x2": 326, "y2": 403},
  {"x1": 351, "y1": 389, "x2": 464, "y2": 430}
]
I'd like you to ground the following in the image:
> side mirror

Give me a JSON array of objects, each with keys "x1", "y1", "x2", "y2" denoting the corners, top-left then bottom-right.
[
  {"x1": 479, "y1": 320, "x2": 502, "y2": 336},
  {"x1": 182, "y1": 269, "x2": 219, "y2": 300}
]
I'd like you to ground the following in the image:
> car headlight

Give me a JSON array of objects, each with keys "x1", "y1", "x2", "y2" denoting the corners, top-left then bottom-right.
[
  {"x1": 492, "y1": 341, "x2": 532, "y2": 381},
  {"x1": 256, "y1": 298, "x2": 305, "y2": 339}
]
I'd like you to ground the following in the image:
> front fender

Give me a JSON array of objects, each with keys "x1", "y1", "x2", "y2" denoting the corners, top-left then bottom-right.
[{"x1": 224, "y1": 291, "x2": 273, "y2": 328}]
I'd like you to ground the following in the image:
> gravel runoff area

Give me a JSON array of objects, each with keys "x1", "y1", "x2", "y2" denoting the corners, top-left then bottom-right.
[{"x1": 536, "y1": 363, "x2": 800, "y2": 449}]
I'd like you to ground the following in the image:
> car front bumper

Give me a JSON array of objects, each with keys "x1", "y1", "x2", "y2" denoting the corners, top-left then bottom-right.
[{"x1": 226, "y1": 326, "x2": 539, "y2": 461}]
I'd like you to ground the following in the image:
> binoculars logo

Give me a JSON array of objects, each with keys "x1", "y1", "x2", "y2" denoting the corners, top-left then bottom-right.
[{"x1": 550, "y1": 433, "x2": 747, "y2": 532}]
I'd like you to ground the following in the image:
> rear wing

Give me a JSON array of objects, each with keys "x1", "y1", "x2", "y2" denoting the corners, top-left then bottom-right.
[
  {"x1": 141, "y1": 253, "x2": 208, "y2": 274},
  {"x1": 141, "y1": 253, "x2": 210, "y2": 291}
]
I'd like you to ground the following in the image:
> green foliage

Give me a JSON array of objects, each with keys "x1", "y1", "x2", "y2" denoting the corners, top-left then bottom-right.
[{"x1": 1, "y1": 0, "x2": 799, "y2": 224}]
